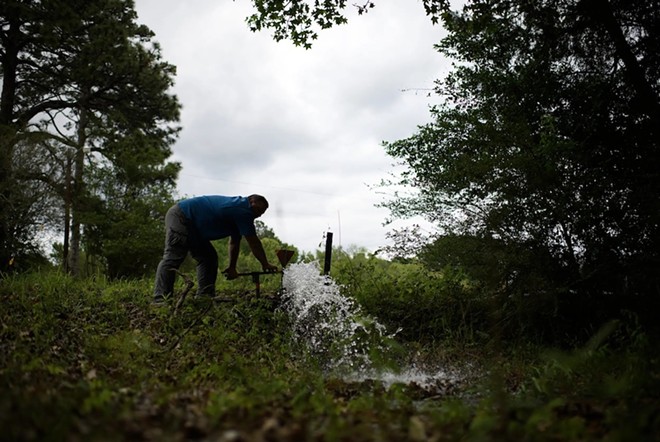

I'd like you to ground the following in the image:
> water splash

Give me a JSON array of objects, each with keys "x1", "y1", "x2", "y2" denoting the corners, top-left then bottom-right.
[
  {"x1": 280, "y1": 262, "x2": 462, "y2": 390},
  {"x1": 280, "y1": 261, "x2": 390, "y2": 375}
]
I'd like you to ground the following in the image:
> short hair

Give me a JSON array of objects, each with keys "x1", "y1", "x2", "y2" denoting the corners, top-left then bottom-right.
[{"x1": 249, "y1": 194, "x2": 269, "y2": 208}]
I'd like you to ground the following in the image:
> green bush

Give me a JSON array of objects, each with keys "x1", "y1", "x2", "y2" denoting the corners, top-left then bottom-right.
[{"x1": 329, "y1": 250, "x2": 492, "y2": 343}]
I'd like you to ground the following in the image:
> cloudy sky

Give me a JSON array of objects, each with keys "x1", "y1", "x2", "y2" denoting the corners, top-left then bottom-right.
[{"x1": 134, "y1": 0, "x2": 456, "y2": 254}]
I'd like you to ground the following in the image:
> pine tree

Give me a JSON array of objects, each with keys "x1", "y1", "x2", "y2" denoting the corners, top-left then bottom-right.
[{"x1": 1, "y1": 0, "x2": 181, "y2": 274}]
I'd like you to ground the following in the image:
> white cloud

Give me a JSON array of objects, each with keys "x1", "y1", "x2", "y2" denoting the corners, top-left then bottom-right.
[{"x1": 135, "y1": 0, "x2": 453, "y2": 253}]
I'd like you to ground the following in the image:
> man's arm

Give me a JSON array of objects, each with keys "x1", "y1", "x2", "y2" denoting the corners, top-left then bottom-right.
[
  {"x1": 244, "y1": 235, "x2": 279, "y2": 272},
  {"x1": 223, "y1": 235, "x2": 241, "y2": 279}
]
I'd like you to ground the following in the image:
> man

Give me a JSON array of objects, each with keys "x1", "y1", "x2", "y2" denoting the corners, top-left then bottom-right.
[{"x1": 153, "y1": 194, "x2": 279, "y2": 302}]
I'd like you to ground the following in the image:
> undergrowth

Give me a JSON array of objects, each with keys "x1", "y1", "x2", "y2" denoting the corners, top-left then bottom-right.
[{"x1": 0, "y1": 270, "x2": 658, "y2": 441}]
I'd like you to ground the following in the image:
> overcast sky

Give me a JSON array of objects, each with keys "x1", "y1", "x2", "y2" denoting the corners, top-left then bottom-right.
[{"x1": 133, "y1": 0, "x2": 456, "y2": 254}]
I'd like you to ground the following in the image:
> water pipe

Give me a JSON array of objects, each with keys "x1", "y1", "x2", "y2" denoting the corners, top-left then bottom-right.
[{"x1": 230, "y1": 249, "x2": 295, "y2": 296}]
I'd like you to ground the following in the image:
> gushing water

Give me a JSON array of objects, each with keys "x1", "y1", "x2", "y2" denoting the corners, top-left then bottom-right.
[
  {"x1": 281, "y1": 262, "x2": 462, "y2": 390},
  {"x1": 280, "y1": 261, "x2": 389, "y2": 374}
]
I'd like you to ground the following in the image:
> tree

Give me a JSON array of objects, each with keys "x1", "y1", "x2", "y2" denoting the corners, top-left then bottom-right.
[
  {"x1": 0, "y1": 0, "x2": 51, "y2": 271},
  {"x1": 82, "y1": 136, "x2": 180, "y2": 278},
  {"x1": 6, "y1": 136, "x2": 61, "y2": 269},
  {"x1": 381, "y1": 0, "x2": 660, "y2": 298},
  {"x1": 242, "y1": 0, "x2": 659, "y2": 291},
  {"x1": 245, "y1": 0, "x2": 449, "y2": 48},
  {"x1": 0, "y1": 0, "x2": 180, "y2": 274},
  {"x1": 255, "y1": 219, "x2": 277, "y2": 239}
]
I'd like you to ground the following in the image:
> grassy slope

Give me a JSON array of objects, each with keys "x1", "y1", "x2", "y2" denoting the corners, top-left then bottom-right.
[{"x1": 0, "y1": 271, "x2": 658, "y2": 441}]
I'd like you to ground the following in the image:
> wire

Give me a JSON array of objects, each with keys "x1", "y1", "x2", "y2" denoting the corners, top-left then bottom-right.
[{"x1": 178, "y1": 173, "x2": 337, "y2": 197}]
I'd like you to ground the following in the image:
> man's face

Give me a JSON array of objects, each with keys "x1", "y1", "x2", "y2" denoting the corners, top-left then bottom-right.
[{"x1": 250, "y1": 199, "x2": 268, "y2": 218}]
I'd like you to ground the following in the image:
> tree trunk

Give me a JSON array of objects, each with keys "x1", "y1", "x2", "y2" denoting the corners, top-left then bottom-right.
[
  {"x1": 582, "y1": 0, "x2": 660, "y2": 136},
  {"x1": 0, "y1": 131, "x2": 14, "y2": 272},
  {"x1": 63, "y1": 155, "x2": 72, "y2": 273},
  {"x1": 68, "y1": 102, "x2": 88, "y2": 276},
  {"x1": 0, "y1": 14, "x2": 20, "y2": 272}
]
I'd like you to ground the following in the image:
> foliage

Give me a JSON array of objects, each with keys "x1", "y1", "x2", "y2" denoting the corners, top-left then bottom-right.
[
  {"x1": 1, "y1": 136, "x2": 61, "y2": 270},
  {"x1": 82, "y1": 195, "x2": 175, "y2": 279},
  {"x1": 326, "y1": 246, "x2": 660, "y2": 349},
  {"x1": 81, "y1": 152, "x2": 179, "y2": 278},
  {"x1": 245, "y1": 0, "x2": 450, "y2": 48},
  {"x1": 1, "y1": 269, "x2": 658, "y2": 441},
  {"x1": 327, "y1": 248, "x2": 541, "y2": 344},
  {"x1": 0, "y1": 0, "x2": 181, "y2": 274},
  {"x1": 381, "y1": 0, "x2": 660, "y2": 305}
]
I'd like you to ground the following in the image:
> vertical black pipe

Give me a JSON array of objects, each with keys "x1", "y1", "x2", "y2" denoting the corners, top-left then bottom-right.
[{"x1": 323, "y1": 232, "x2": 333, "y2": 275}]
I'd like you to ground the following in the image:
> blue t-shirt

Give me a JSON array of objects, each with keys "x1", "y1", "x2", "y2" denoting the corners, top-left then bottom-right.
[{"x1": 177, "y1": 195, "x2": 256, "y2": 241}]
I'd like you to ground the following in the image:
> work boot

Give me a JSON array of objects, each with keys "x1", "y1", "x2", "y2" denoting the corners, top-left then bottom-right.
[{"x1": 152, "y1": 294, "x2": 168, "y2": 305}]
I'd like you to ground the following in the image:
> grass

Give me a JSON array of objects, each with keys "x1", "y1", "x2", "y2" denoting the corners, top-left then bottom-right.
[{"x1": 1, "y1": 270, "x2": 659, "y2": 441}]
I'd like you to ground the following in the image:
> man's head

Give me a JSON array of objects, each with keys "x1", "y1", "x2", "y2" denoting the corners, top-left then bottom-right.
[{"x1": 248, "y1": 194, "x2": 269, "y2": 218}]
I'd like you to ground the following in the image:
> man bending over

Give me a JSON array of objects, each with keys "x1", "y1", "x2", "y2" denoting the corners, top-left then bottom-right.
[{"x1": 153, "y1": 194, "x2": 279, "y2": 303}]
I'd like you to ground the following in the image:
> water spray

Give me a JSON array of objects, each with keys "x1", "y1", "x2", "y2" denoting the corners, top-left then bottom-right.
[{"x1": 280, "y1": 260, "x2": 465, "y2": 392}]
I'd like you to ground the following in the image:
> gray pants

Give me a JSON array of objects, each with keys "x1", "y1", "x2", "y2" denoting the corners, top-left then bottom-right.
[{"x1": 153, "y1": 204, "x2": 218, "y2": 298}]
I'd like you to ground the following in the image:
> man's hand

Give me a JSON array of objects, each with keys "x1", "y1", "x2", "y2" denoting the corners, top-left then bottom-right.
[
  {"x1": 223, "y1": 267, "x2": 239, "y2": 280},
  {"x1": 262, "y1": 263, "x2": 279, "y2": 273}
]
